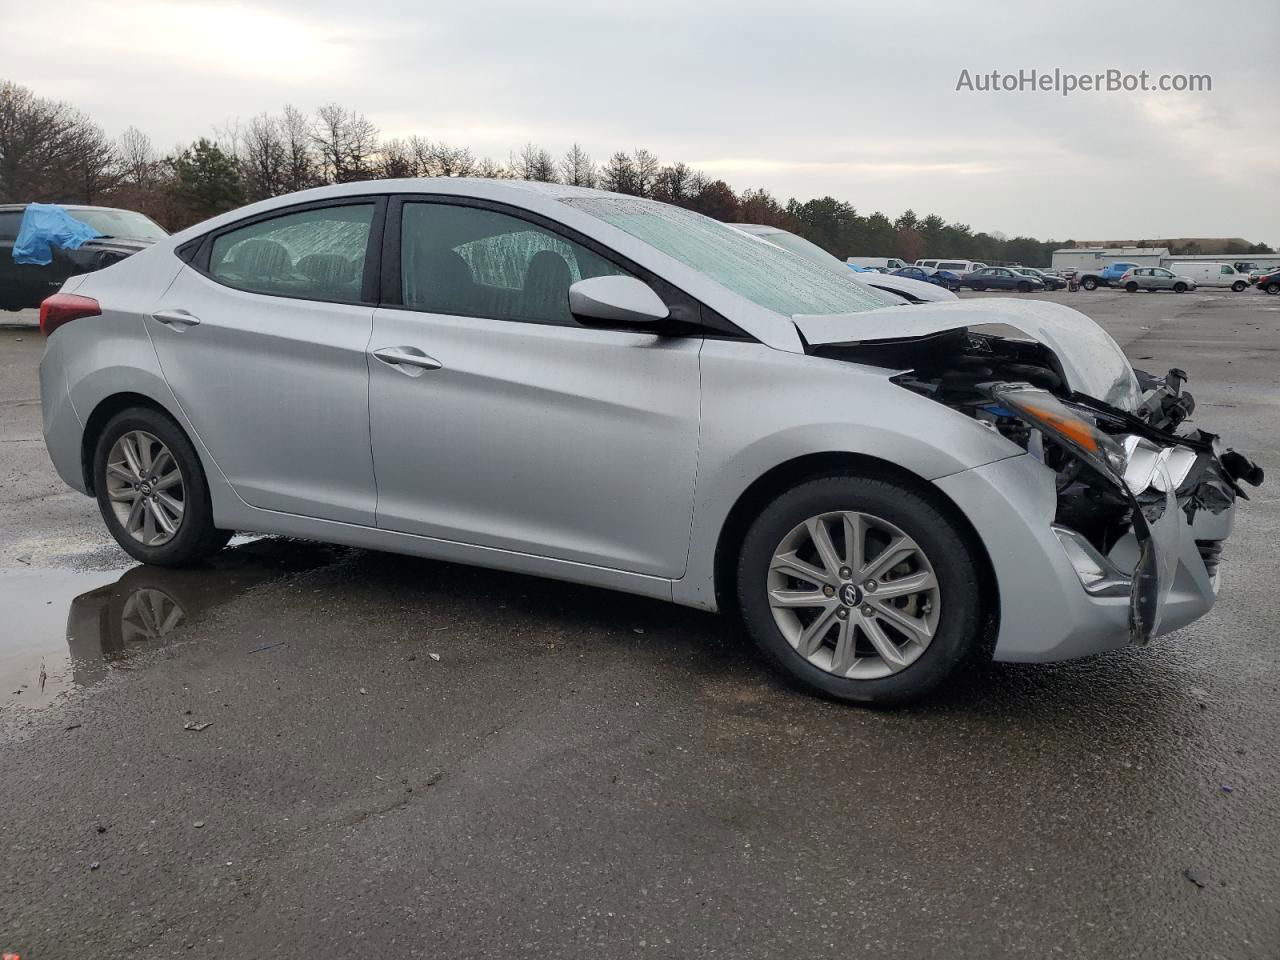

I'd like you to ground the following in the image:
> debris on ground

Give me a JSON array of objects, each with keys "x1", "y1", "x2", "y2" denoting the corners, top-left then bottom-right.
[
  {"x1": 250, "y1": 641, "x2": 286, "y2": 653},
  {"x1": 64, "y1": 723, "x2": 81, "y2": 732},
  {"x1": 183, "y1": 720, "x2": 213, "y2": 732},
  {"x1": 358, "y1": 688, "x2": 368, "y2": 695},
  {"x1": 89, "y1": 862, "x2": 99, "y2": 871},
  {"x1": 193, "y1": 821, "x2": 205, "y2": 829},
  {"x1": 1182, "y1": 868, "x2": 1207, "y2": 889},
  {"x1": 1221, "y1": 784, "x2": 1233, "y2": 793},
  {"x1": 428, "y1": 653, "x2": 441, "y2": 662}
]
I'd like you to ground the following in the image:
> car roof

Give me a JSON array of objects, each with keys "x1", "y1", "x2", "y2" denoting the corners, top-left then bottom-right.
[{"x1": 0, "y1": 203, "x2": 139, "y2": 213}]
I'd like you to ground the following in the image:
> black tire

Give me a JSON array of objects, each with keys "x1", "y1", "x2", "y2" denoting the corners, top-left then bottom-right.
[
  {"x1": 1266, "y1": 282, "x2": 1280, "y2": 296},
  {"x1": 972, "y1": 283, "x2": 986, "y2": 292},
  {"x1": 735, "y1": 474, "x2": 984, "y2": 706},
  {"x1": 92, "y1": 407, "x2": 232, "y2": 567},
  {"x1": 1016, "y1": 281, "x2": 1032, "y2": 293},
  {"x1": 1125, "y1": 281, "x2": 1139, "y2": 293},
  {"x1": 1173, "y1": 282, "x2": 1187, "y2": 293},
  {"x1": 1232, "y1": 280, "x2": 1247, "y2": 292}
]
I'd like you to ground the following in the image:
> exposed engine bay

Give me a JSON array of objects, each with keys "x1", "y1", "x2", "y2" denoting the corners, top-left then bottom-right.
[{"x1": 813, "y1": 327, "x2": 1265, "y2": 642}]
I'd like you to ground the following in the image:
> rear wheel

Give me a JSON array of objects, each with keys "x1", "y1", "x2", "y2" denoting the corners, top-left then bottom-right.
[
  {"x1": 1125, "y1": 281, "x2": 1139, "y2": 293},
  {"x1": 1266, "y1": 281, "x2": 1280, "y2": 295},
  {"x1": 736, "y1": 475, "x2": 984, "y2": 705},
  {"x1": 1232, "y1": 280, "x2": 1247, "y2": 292},
  {"x1": 93, "y1": 407, "x2": 232, "y2": 566}
]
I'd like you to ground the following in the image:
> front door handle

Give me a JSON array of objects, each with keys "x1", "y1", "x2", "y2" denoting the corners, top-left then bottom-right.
[
  {"x1": 151, "y1": 309, "x2": 201, "y2": 328},
  {"x1": 373, "y1": 346, "x2": 444, "y2": 375}
]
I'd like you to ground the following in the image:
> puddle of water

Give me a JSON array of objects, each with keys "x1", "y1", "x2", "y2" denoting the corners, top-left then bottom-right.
[
  {"x1": 1, "y1": 568, "x2": 127, "y2": 707},
  {"x1": 0, "y1": 539, "x2": 344, "y2": 710}
]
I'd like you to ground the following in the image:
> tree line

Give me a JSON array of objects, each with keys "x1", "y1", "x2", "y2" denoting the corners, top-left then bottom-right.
[{"x1": 1, "y1": 80, "x2": 1271, "y2": 264}]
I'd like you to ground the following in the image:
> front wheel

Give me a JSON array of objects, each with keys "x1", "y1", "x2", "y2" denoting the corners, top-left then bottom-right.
[
  {"x1": 1081, "y1": 277, "x2": 1098, "y2": 290},
  {"x1": 1173, "y1": 282, "x2": 1188, "y2": 293},
  {"x1": 736, "y1": 475, "x2": 984, "y2": 705},
  {"x1": 1016, "y1": 281, "x2": 1032, "y2": 293},
  {"x1": 93, "y1": 407, "x2": 232, "y2": 566}
]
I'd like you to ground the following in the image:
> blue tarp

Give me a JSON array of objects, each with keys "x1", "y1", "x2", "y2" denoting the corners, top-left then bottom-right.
[{"x1": 12, "y1": 203, "x2": 102, "y2": 265}]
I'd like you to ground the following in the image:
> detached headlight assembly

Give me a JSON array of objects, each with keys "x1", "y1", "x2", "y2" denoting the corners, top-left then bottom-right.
[{"x1": 986, "y1": 382, "x2": 1129, "y2": 488}]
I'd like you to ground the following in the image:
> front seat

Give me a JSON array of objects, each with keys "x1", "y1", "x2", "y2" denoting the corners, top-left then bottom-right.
[
  {"x1": 408, "y1": 249, "x2": 477, "y2": 314},
  {"x1": 522, "y1": 250, "x2": 573, "y2": 323}
]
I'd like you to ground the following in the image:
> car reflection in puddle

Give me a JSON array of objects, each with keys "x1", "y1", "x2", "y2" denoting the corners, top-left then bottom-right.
[{"x1": 1, "y1": 538, "x2": 344, "y2": 709}]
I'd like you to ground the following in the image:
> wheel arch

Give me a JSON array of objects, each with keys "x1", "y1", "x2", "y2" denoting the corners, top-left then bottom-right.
[
  {"x1": 710, "y1": 451, "x2": 999, "y2": 646},
  {"x1": 80, "y1": 392, "x2": 183, "y2": 496}
]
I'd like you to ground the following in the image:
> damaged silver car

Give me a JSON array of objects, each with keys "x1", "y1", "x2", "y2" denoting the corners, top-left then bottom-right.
[{"x1": 37, "y1": 180, "x2": 1263, "y2": 704}]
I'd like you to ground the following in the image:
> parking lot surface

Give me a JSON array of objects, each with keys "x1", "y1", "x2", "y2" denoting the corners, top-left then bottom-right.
[{"x1": 2, "y1": 291, "x2": 1278, "y2": 958}]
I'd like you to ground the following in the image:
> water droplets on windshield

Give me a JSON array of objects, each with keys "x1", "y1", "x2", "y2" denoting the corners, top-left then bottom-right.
[{"x1": 563, "y1": 196, "x2": 893, "y2": 317}]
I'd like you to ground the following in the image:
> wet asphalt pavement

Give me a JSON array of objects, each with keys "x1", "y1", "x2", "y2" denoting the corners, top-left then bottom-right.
[{"x1": 1, "y1": 291, "x2": 1278, "y2": 958}]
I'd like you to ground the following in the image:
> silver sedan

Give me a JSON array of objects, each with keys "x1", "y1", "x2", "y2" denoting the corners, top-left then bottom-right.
[
  {"x1": 1121, "y1": 267, "x2": 1197, "y2": 293},
  {"x1": 37, "y1": 179, "x2": 1261, "y2": 704}
]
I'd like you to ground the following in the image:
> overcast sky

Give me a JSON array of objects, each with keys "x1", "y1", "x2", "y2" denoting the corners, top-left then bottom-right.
[{"x1": 4, "y1": 0, "x2": 1277, "y2": 243}]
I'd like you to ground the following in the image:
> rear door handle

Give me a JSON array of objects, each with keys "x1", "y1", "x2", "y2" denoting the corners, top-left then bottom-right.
[
  {"x1": 151, "y1": 309, "x2": 201, "y2": 328},
  {"x1": 373, "y1": 346, "x2": 443, "y2": 375}
]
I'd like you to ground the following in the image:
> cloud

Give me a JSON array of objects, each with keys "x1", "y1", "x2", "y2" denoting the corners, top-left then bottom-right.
[{"x1": 2, "y1": 0, "x2": 1277, "y2": 241}]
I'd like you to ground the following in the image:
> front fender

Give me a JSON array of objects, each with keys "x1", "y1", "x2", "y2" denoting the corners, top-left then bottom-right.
[{"x1": 674, "y1": 340, "x2": 1022, "y2": 610}]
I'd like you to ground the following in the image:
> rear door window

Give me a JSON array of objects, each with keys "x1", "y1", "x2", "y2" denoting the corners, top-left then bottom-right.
[{"x1": 208, "y1": 204, "x2": 374, "y2": 303}]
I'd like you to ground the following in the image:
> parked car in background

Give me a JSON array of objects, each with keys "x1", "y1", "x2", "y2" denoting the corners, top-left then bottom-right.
[
  {"x1": 38, "y1": 178, "x2": 1262, "y2": 705},
  {"x1": 1256, "y1": 268, "x2": 1280, "y2": 295},
  {"x1": 916, "y1": 258, "x2": 987, "y2": 275},
  {"x1": 892, "y1": 265, "x2": 962, "y2": 292},
  {"x1": 959, "y1": 266, "x2": 1045, "y2": 292},
  {"x1": 846, "y1": 256, "x2": 908, "y2": 270},
  {"x1": 1119, "y1": 267, "x2": 1196, "y2": 293},
  {"x1": 1014, "y1": 267, "x2": 1066, "y2": 290},
  {"x1": 1, "y1": 204, "x2": 168, "y2": 310},
  {"x1": 732, "y1": 225, "x2": 956, "y2": 303},
  {"x1": 1075, "y1": 262, "x2": 1140, "y2": 291},
  {"x1": 1166, "y1": 261, "x2": 1250, "y2": 292}
]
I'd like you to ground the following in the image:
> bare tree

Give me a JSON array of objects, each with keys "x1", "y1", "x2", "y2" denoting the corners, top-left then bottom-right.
[
  {"x1": 312, "y1": 103, "x2": 379, "y2": 184},
  {"x1": 280, "y1": 105, "x2": 318, "y2": 192},
  {"x1": 559, "y1": 143, "x2": 596, "y2": 187},
  {"x1": 431, "y1": 142, "x2": 475, "y2": 178},
  {"x1": 61, "y1": 114, "x2": 119, "y2": 203},
  {"x1": 473, "y1": 155, "x2": 506, "y2": 179},
  {"x1": 239, "y1": 113, "x2": 288, "y2": 200},
  {"x1": 510, "y1": 142, "x2": 557, "y2": 182},
  {"x1": 116, "y1": 126, "x2": 160, "y2": 190},
  {"x1": 0, "y1": 80, "x2": 80, "y2": 201},
  {"x1": 599, "y1": 151, "x2": 637, "y2": 194},
  {"x1": 653, "y1": 162, "x2": 695, "y2": 205},
  {"x1": 378, "y1": 137, "x2": 416, "y2": 179},
  {"x1": 631, "y1": 148, "x2": 660, "y2": 198}
]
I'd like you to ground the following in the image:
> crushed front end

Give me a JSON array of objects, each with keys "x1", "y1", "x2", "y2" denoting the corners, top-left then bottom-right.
[{"x1": 818, "y1": 326, "x2": 1264, "y2": 654}]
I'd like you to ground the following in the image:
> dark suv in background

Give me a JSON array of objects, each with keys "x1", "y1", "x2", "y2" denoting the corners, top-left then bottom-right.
[{"x1": 0, "y1": 204, "x2": 168, "y2": 311}]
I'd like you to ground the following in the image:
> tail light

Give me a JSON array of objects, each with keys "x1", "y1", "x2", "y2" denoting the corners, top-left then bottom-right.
[{"x1": 39, "y1": 293, "x2": 101, "y2": 337}]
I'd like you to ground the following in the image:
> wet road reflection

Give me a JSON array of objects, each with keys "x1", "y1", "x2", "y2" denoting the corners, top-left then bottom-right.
[{"x1": 0, "y1": 539, "x2": 344, "y2": 709}]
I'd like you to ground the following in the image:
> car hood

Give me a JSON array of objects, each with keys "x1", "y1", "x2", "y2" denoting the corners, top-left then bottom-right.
[{"x1": 792, "y1": 297, "x2": 1143, "y2": 411}]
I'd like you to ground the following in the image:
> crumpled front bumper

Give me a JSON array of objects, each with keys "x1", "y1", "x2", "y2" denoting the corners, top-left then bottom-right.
[{"x1": 935, "y1": 452, "x2": 1236, "y2": 663}]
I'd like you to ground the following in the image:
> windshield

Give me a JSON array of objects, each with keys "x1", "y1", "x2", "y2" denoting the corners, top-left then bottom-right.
[
  {"x1": 69, "y1": 209, "x2": 168, "y2": 241},
  {"x1": 756, "y1": 230, "x2": 848, "y2": 273},
  {"x1": 563, "y1": 196, "x2": 896, "y2": 316}
]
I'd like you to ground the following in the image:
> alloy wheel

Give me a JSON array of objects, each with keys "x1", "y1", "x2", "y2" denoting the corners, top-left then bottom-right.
[
  {"x1": 767, "y1": 511, "x2": 941, "y2": 680},
  {"x1": 105, "y1": 431, "x2": 186, "y2": 546}
]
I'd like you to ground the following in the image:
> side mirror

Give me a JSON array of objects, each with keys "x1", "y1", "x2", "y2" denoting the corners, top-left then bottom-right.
[{"x1": 568, "y1": 275, "x2": 670, "y2": 327}]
